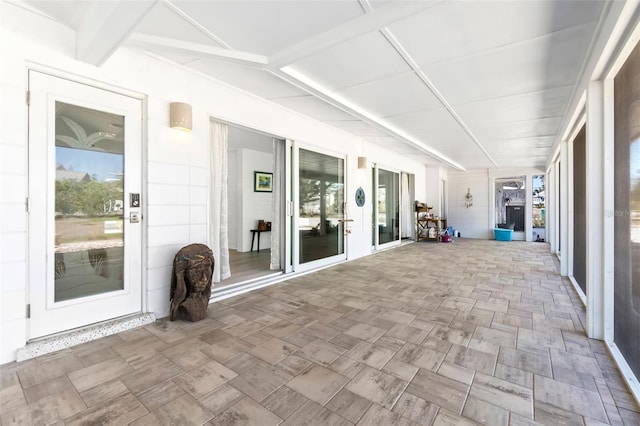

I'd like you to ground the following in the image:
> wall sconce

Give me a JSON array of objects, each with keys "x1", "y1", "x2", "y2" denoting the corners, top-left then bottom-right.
[
  {"x1": 170, "y1": 102, "x2": 192, "y2": 132},
  {"x1": 357, "y1": 156, "x2": 367, "y2": 169}
]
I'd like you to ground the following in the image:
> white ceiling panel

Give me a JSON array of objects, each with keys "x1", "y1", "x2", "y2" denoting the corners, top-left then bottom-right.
[
  {"x1": 335, "y1": 72, "x2": 443, "y2": 119},
  {"x1": 472, "y1": 117, "x2": 562, "y2": 142},
  {"x1": 273, "y1": 95, "x2": 357, "y2": 122},
  {"x1": 388, "y1": 0, "x2": 604, "y2": 67},
  {"x1": 454, "y1": 86, "x2": 574, "y2": 126},
  {"x1": 291, "y1": 31, "x2": 410, "y2": 92},
  {"x1": 170, "y1": 0, "x2": 364, "y2": 55},
  {"x1": 22, "y1": 0, "x2": 613, "y2": 172},
  {"x1": 384, "y1": 108, "x2": 469, "y2": 141},
  {"x1": 323, "y1": 120, "x2": 390, "y2": 137},
  {"x1": 187, "y1": 61, "x2": 308, "y2": 100},
  {"x1": 420, "y1": 24, "x2": 596, "y2": 105}
]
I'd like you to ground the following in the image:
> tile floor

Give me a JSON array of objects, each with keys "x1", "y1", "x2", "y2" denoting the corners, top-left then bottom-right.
[{"x1": 1, "y1": 240, "x2": 640, "y2": 425}]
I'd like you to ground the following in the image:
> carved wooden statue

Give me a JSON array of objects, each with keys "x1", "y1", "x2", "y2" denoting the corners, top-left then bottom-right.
[{"x1": 170, "y1": 244, "x2": 215, "y2": 322}]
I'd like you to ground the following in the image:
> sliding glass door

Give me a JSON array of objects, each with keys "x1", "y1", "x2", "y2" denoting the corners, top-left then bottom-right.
[
  {"x1": 295, "y1": 147, "x2": 346, "y2": 270},
  {"x1": 374, "y1": 165, "x2": 400, "y2": 249}
]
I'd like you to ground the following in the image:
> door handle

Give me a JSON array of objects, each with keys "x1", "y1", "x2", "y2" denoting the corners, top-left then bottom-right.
[{"x1": 129, "y1": 212, "x2": 141, "y2": 223}]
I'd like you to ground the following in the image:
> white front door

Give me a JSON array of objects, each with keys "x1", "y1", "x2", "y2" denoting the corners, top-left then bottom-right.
[{"x1": 28, "y1": 71, "x2": 143, "y2": 339}]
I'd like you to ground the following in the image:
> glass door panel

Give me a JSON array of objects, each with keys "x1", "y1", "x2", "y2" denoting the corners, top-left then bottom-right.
[
  {"x1": 298, "y1": 149, "x2": 344, "y2": 264},
  {"x1": 377, "y1": 168, "x2": 400, "y2": 246},
  {"x1": 54, "y1": 102, "x2": 125, "y2": 302}
]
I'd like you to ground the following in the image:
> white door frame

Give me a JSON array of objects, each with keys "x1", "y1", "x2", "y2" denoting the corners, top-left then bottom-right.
[
  {"x1": 28, "y1": 70, "x2": 145, "y2": 339},
  {"x1": 292, "y1": 142, "x2": 347, "y2": 272},
  {"x1": 373, "y1": 163, "x2": 402, "y2": 251}
]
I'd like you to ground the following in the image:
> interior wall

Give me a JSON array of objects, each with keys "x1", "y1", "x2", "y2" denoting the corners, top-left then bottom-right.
[
  {"x1": 228, "y1": 150, "x2": 239, "y2": 250},
  {"x1": 240, "y1": 149, "x2": 273, "y2": 252},
  {"x1": 447, "y1": 170, "x2": 491, "y2": 239}
]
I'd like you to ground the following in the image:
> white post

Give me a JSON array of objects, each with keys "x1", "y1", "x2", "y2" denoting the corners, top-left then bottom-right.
[
  {"x1": 586, "y1": 80, "x2": 605, "y2": 339},
  {"x1": 560, "y1": 140, "x2": 569, "y2": 276}
]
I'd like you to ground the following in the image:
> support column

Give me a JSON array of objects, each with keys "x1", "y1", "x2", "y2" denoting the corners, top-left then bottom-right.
[
  {"x1": 586, "y1": 80, "x2": 606, "y2": 339},
  {"x1": 560, "y1": 140, "x2": 569, "y2": 276}
]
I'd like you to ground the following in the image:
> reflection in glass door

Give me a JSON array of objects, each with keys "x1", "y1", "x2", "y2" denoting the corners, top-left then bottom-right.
[
  {"x1": 54, "y1": 102, "x2": 125, "y2": 302},
  {"x1": 376, "y1": 167, "x2": 400, "y2": 247},
  {"x1": 298, "y1": 149, "x2": 345, "y2": 264}
]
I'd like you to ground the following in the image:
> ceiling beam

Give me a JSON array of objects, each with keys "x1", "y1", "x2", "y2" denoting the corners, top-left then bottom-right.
[
  {"x1": 76, "y1": 0, "x2": 158, "y2": 66},
  {"x1": 127, "y1": 34, "x2": 269, "y2": 67},
  {"x1": 268, "y1": 0, "x2": 443, "y2": 69}
]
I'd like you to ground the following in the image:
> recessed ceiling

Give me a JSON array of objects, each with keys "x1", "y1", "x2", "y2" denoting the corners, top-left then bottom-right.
[{"x1": 23, "y1": 0, "x2": 608, "y2": 171}]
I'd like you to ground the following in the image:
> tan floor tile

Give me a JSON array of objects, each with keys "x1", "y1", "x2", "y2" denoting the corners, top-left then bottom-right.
[
  {"x1": 197, "y1": 383, "x2": 244, "y2": 416},
  {"x1": 533, "y1": 400, "x2": 585, "y2": 425},
  {"x1": 392, "y1": 392, "x2": 439, "y2": 425},
  {"x1": 346, "y1": 366, "x2": 407, "y2": 410},
  {"x1": 173, "y1": 359, "x2": 237, "y2": 399},
  {"x1": 199, "y1": 337, "x2": 252, "y2": 363},
  {"x1": 282, "y1": 400, "x2": 352, "y2": 426},
  {"x1": 378, "y1": 309, "x2": 417, "y2": 325},
  {"x1": 121, "y1": 357, "x2": 184, "y2": 395},
  {"x1": 137, "y1": 380, "x2": 186, "y2": 412},
  {"x1": 445, "y1": 344, "x2": 497, "y2": 375},
  {"x1": 275, "y1": 354, "x2": 313, "y2": 376},
  {"x1": 394, "y1": 342, "x2": 446, "y2": 371},
  {"x1": 436, "y1": 361, "x2": 475, "y2": 386},
  {"x1": 429, "y1": 324, "x2": 473, "y2": 346},
  {"x1": 385, "y1": 323, "x2": 429, "y2": 345},
  {"x1": 462, "y1": 395, "x2": 509, "y2": 425},
  {"x1": 469, "y1": 373, "x2": 534, "y2": 419},
  {"x1": 493, "y1": 363, "x2": 533, "y2": 388},
  {"x1": 247, "y1": 336, "x2": 299, "y2": 364},
  {"x1": 209, "y1": 397, "x2": 281, "y2": 426},
  {"x1": 22, "y1": 375, "x2": 72, "y2": 404},
  {"x1": 344, "y1": 341, "x2": 396, "y2": 369},
  {"x1": 80, "y1": 379, "x2": 128, "y2": 407},
  {"x1": 326, "y1": 388, "x2": 372, "y2": 423},
  {"x1": 67, "y1": 356, "x2": 133, "y2": 393},
  {"x1": 173, "y1": 349, "x2": 211, "y2": 370},
  {"x1": 227, "y1": 363, "x2": 291, "y2": 401},
  {"x1": 344, "y1": 323, "x2": 386, "y2": 343},
  {"x1": 148, "y1": 394, "x2": 212, "y2": 425},
  {"x1": 64, "y1": 392, "x2": 146, "y2": 425},
  {"x1": 287, "y1": 364, "x2": 348, "y2": 405},
  {"x1": 382, "y1": 358, "x2": 419, "y2": 382},
  {"x1": 407, "y1": 369, "x2": 468, "y2": 414},
  {"x1": 497, "y1": 347, "x2": 552, "y2": 377},
  {"x1": 534, "y1": 375, "x2": 608, "y2": 423},
  {"x1": 296, "y1": 339, "x2": 346, "y2": 366},
  {"x1": 261, "y1": 385, "x2": 308, "y2": 419},
  {"x1": 431, "y1": 409, "x2": 479, "y2": 426},
  {"x1": 356, "y1": 403, "x2": 416, "y2": 426}
]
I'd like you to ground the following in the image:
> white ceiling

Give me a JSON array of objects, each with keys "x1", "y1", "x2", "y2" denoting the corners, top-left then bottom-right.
[{"x1": 23, "y1": 0, "x2": 607, "y2": 171}]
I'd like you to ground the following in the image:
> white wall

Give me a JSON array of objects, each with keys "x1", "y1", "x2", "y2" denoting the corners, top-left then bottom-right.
[
  {"x1": 240, "y1": 149, "x2": 273, "y2": 252},
  {"x1": 447, "y1": 170, "x2": 492, "y2": 239},
  {"x1": 0, "y1": 2, "x2": 429, "y2": 363},
  {"x1": 447, "y1": 168, "x2": 545, "y2": 240},
  {"x1": 228, "y1": 150, "x2": 239, "y2": 250}
]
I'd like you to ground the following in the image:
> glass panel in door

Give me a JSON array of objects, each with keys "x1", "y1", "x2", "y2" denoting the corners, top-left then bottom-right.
[
  {"x1": 378, "y1": 169, "x2": 399, "y2": 245},
  {"x1": 298, "y1": 149, "x2": 344, "y2": 263},
  {"x1": 54, "y1": 102, "x2": 125, "y2": 302}
]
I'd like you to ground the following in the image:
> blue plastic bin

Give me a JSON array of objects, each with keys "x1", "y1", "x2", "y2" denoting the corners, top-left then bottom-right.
[{"x1": 494, "y1": 228, "x2": 513, "y2": 241}]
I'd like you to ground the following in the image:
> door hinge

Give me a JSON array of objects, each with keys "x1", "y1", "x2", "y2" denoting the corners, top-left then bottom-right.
[
  {"x1": 25, "y1": 197, "x2": 29, "y2": 213},
  {"x1": 26, "y1": 90, "x2": 30, "y2": 106},
  {"x1": 26, "y1": 304, "x2": 31, "y2": 319}
]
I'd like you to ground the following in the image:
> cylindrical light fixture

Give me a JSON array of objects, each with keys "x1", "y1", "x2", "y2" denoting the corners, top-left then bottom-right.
[
  {"x1": 170, "y1": 102, "x2": 192, "y2": 132},
  {"x1": 357, "y1": 156, "x2": 367, "y2": 169}
]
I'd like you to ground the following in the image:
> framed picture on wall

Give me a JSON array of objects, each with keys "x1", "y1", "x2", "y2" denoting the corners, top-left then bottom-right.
[{"x1": 254, "y1": 171, "x2": 273, "y2": 192}]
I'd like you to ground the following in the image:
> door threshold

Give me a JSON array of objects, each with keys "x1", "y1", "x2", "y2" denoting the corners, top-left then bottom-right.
[{"x1": 17, "y1": 312, "x2": 155, "y2": 362}]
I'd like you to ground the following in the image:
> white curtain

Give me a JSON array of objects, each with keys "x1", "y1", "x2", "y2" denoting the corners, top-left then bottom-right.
[
  {"x1": 270, "y1": 139, "x2": 284, "y2": 270},
  {"x1": 209, "y1": 121, "x2": 231, "y2": 282},
  {"x1": 401, "y1": 173, "x2": 414, "y2": 239}
]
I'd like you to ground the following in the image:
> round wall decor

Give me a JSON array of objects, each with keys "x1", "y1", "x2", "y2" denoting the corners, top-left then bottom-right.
[{"x1": 355, "y1": 187, "x2": 365, "y2": 207}]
